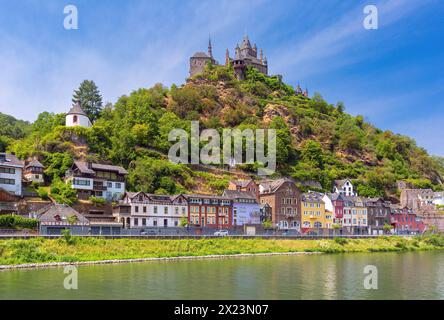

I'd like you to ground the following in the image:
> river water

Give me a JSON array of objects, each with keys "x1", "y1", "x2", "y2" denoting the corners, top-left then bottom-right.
[{"x1": 1, "y1": 251, "x2": 443, "y2": 299}]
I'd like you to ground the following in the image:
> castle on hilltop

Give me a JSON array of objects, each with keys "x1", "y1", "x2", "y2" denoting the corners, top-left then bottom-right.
[{"x1": 190, "y1": 35, "x2": 268, "y2": 80}]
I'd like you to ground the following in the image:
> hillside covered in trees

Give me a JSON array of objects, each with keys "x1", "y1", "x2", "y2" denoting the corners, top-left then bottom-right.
[{"x1": 2, "y1": 64, "x2": 443, "y2": 199}]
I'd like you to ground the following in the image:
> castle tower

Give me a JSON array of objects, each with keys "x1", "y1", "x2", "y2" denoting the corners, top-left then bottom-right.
[
  {"x1": 296, "y1": 84, "x2": 302, "y2": 95},
  {"x1": 303, "y1": 88, "x2": 309, "y2": 97},
  {"x1": 66, "y1": 101, "x2": 92, "y2": 128}
]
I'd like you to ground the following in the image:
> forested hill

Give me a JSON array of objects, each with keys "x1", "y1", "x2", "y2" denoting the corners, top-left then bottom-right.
[{"x1": 2, "y1": 65, "x2": 443, "y2": 198}]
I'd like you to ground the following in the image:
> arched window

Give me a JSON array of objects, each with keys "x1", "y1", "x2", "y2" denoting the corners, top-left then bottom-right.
[{"x1": 73, "y1": 115, "x2": 78, "y2": 124}]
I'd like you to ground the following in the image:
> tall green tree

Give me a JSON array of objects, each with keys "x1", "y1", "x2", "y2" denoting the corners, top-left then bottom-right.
[{"x1": 72, "y1": 80, "x2": 103, "y2": 122}]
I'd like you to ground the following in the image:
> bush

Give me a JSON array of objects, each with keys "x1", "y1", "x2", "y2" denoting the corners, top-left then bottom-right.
[
  {"x1": 37, "y1": 187, "x2": 49, "y2": 200},
  {"x1": 0, "y1": 215, "x2": 38, "y2": 230},
  {"x1": 334, "y1": 237, "x2": 348, "y2": 245},
  {"x1": 61, "y1": 229, "x2": 75, "y2": 245},
  {"x1": 424, "y1": 234, "x2": 444, "y2": 247},
  {"x1": 89, "y1": 196, "x2": 106, "y2": 206}
]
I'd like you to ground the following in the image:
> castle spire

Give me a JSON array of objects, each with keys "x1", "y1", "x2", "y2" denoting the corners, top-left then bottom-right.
[
  {"x1": 208, "y1": 36, "x2": 213, "y2": 58},
  {"x1": 260, "y1": 49, "x2": 263, "y2": 63},
  {"x1": 225, "y1": 48, "x2": 230, "y2": 66}
]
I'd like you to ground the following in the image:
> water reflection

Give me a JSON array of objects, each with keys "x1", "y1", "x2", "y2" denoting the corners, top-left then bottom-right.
[{"x1": 0, "y1": 251, "x2": 443, "y2": 300}]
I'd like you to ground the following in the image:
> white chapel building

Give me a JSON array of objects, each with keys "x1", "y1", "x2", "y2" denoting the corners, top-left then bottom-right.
[{"x1": 66, "y1": 101, "x2": 92, "y2": 128}]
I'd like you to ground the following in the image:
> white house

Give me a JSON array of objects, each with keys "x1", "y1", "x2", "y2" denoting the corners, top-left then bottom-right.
[
  {"x1": 66, "y1": 101, "x2": 92, "y2": 128},
  {"x1": 65, "y1": 161, "x2": 127, "y2": 201},
  {"x1": 0, "y1": 153, "x2": 24, "y2": 196},
  {"x1": 333, "y1": 179, "x2": 355, "y2": 196},
  {"x1": 434, "y1": 192, "x2": 444, "y2": 206},
  {"x1": 114, "y1": 192, "x2": 188, "y2": 229}
]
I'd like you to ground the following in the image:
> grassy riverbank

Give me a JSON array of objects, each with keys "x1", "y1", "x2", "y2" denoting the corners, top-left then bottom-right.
[{"x1": 1, "y1": 235, "x2": 444, "y2": 266}]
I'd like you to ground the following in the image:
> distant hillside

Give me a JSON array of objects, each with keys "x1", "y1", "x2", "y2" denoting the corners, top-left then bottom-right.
[{"x1": 6, "y1": 64, "x2": 444, "y2": 198}]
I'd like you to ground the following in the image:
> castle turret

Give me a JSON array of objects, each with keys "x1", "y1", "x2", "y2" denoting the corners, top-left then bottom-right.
[
  {"x1": 235, "y1": 44, "x2": 241, "y2": 59},
  {"x1": 225, "y1": 48, "x2": 230, "y2": 66},
  {"x1": 208, "y1": 37, "x2": 213, "y2": 58},
  {"x1": 303, "y1": 88, "x2": 309, "y2": 97},
  {"x1": 296, "y1": 84, "x2": 302, "y2": 95}
]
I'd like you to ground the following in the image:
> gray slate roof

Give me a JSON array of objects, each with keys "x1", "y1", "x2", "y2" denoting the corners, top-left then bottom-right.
[
  {"x1": 192, "y1": 52, "x2": 209, "y2": 58},
  {"x1": 38, "y1": 204, "x2": 89, "y2": 225},
  {"x1": 260, "y1": 177, "x2": 296, "y2": 194},
  {"x1": 0, "y1": 153, "x2": 25, "y2": 168},
  {"x1": 26, "y1": 158, "x2": 44, "y2": 169},
  {"x1": 67, "y1": 102, "x2": 88, "y2": 116},
  {"x1": 223, "y1": 190, "x2": 257, "y2": 201},
  {"x1": 74, "y1": 161, "x2": 128, "y2": 175}
]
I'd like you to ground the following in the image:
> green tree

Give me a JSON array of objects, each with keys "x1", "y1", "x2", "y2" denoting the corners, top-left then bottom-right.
[
  {"x1": 383, "y1": 223, "x2": 393, "y2": 234},
  {"x1": 179, "y1": 217, "x2": 188, "y2": 227},
  {"x1": 300, "y1": 140, "x2": 324, "y2": 169},
  {"x1": 72, "y1": 80, "x2": 103, "y2": 122}
]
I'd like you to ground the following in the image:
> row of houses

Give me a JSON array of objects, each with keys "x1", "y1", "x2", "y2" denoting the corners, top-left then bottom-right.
[
  {"x1": 108, "y1": 177, "x2": 428, "y2": 235},
  {"x1": 0, "y1": 149, "x2": 440, "y2": 235}
]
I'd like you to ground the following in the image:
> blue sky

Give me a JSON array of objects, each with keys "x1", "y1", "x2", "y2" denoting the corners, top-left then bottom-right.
[{"x1": 0, "y1": 0, "x2": 443, "y2": 156}]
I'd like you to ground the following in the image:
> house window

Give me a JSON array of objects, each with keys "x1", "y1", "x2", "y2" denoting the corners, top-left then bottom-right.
[
  {"x1": 142, "y1": 218, "x2": 146, "y2": 226},
  {"x1": 154, "y1": 206, "x2": 158, "y2": 214},
  {"x1": 164, "y1": 207, "x2": 168, "y2": 214},
  {"x1": 73, "y1": 115, "x2": 78, "y2": 123},
  {"x1": 107, "y1": 182, "x2": 112, "y2": 188},
  {"x1": 143, "y1": 206, "x2": 147, "y2": 213},
  {"x1": 0, "y1": 167, "x2": 16, "y2": 174},
  {"x1": 153, "y1": 219, "x2": 157, "y2": 227},
  {"x1": 174, "y1": 220, "x2": 178, "y2": 227},
  {"x1": 0, "y1": 178, "x2": 15, "y2": 185},
  {"x1": 135, "y1": 206, "x2": 139, "y2": 213},
  {"x1": 116, "y1": 183, "x2": 122, "y2": 189},
  {"x1": 175, "y1": 207, "x2": 179, "y2": 215},
  {"x1": 134, "y1": 218, "x2": 139, "y2": 226}
]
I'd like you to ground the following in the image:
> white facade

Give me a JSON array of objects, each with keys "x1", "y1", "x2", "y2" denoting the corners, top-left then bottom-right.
[
  {"x1": 24, "y1": 172, "x2": 44, "y2": 184},
  {"x1": 322, "y1": 194, "x2": 334, "y2": 213},
  {"x1": 433, "y1": 192, "x2": 444, "y2": 206},
  {"x1": 0, "y1": 154, "x2": 24, "y2": 196},
  {"x1": 66, "y1": 113, "x2": 92, "y2": 128},
  {"x1": 116, "y1": 192, "x2": 188, "y2": 228},
  {"x1": 334, "y1": 179, "x2": 355, "y2": 196},
  {"x1": 68, "y1": 177, "x2": 125, "y2": 200}
]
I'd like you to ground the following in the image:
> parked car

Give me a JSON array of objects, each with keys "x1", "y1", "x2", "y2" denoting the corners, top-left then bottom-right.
[{"x1": 214, "y1": 230, "x2": 229, "y2": 236}]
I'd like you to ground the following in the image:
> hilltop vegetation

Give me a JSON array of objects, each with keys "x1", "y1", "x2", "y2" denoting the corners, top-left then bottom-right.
[{"x1": 3, "y1": 65, "x2": 444, "y2": 198}]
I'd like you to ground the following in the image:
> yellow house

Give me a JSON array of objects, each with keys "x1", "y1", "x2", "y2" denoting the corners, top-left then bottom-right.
[{"x1": 301, "y1": 192, "x2": 332, "y2": 234}]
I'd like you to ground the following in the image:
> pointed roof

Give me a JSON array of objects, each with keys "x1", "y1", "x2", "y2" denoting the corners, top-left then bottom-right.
[
  {"x1": 26, "y1": 158, "x2": 44, "y2": 169},
  {"x1": 67, "y1": 101, "x2": 88, "y2": 116},
  {"x1": 241, "y1": 35, "x2": 252, "y2": 49}
]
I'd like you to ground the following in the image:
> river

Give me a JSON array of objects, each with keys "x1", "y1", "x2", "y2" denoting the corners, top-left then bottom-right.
[{"x1": 1, "y1": 251, "x2": 443, "y2": 299}]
